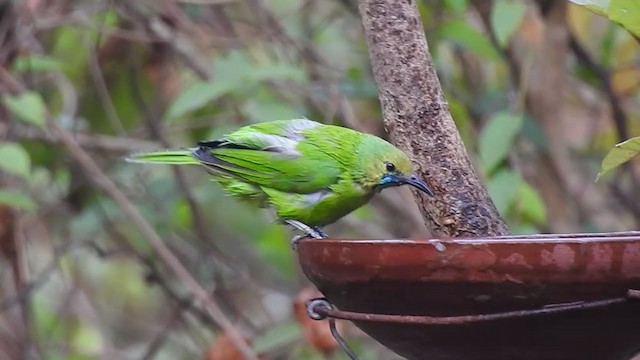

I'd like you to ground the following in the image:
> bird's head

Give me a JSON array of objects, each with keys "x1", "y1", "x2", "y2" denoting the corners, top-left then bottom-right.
[{"x1": 357, "y1": 137, "x2": 434, "y2": 196}]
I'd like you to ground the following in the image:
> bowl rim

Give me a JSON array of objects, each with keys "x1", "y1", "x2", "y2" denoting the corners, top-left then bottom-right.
[{"x1": 297, "y1": 230, "x2": 640, "y2": 246}]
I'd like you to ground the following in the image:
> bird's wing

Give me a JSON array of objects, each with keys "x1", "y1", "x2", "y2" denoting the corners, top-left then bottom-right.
[{"x1": 194, "y1": 119, "x2": 344, "y2": 193}]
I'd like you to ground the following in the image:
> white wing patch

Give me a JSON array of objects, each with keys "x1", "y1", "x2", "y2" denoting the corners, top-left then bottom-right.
[
  {"x1": 283, "y1": 118, "x2": 320, "y2": 141},
  {"x1": 253, "y1": 133, "x2": 301, "y2": 156},
  {"x1": 297, "y1": 189, "x2": 331, "y2": 207},
  {"x1": 255, "y1": 119, "x2": 320, "y2": 156}
]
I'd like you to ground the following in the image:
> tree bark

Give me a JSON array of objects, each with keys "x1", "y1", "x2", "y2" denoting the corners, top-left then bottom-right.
[{"x1": 357, "y1": 0, "x2": 509, "y2": 237}]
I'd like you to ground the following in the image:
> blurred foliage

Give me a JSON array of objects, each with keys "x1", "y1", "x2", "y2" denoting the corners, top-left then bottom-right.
[
  {"x1": 0, "y1": 0, "x2": 638, "y2": 359},
  {"x1": 570, "y1": 0, "x2": 640, "y2": 37}
]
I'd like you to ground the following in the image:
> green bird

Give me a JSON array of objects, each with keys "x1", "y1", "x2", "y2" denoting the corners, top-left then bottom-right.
[{"x1": 127, "y1": 119, "x2": 433, "y2": 240}]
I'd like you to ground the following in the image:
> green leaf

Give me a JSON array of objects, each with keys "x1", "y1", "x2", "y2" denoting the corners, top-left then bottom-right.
[
  {"x1": 165, "y1": 81, "x2": 234, "y2": 120},
  {"x1": 437, "y1": 20, "x2": 501, "y2": 61},
  {"x1": 71, "y1": 323, "x2": 104, "y2": 355},
  {"x1": 517, "y1": 181, "x2": 546, "y2": 224},
  {"x1": 510, "y1": 224, "x2": 539, "y2": 235},
  {"x1": 0, "y1": 143, "x2": 31, "y2": 179},
  {"x1": 487, "y1": 169, "x2": 520, "y2": 215},
  {"x1": 70, "y1": 208, "x2": 102, "y2": 236},
  {"x1": 444, "y1": 0, "x2": 469, "y2": 14},
  {"x1": 242, "y1": 87, "x2": 301, "y2": 123},
  {"x1": 570, "y1": 0, "x2": 640, "y2": 37},
  {"x1": 596, "y1": 136, "x2": 640, "y2": 181},
  {"x1": 609, "y1": 0, "x2": 640, "y2": 37},
  {"x1": 172, "y1": 198, "x2": 192, "y2": 229},
  {"x1": 491, "y1": 0, "x2": 527, "y2": 47},
  {"x1": 448, "y1": 97, "x2": 474, "y2": 147},
  {"x1": 243, "y1": 100, "x2": 300, "y2": 124},
  {"x1": 479, "y1": 111, "x2": 524, "y2": 173},
  {"x1": 12, "y1": 55, "x2": 63, "y2": 72},
  {"x1": 0, "y1": 190, "x2": 36, "y2": 211},
  {"x1": 253, "y1": 322, "x2": 301, "y2": 354},
  {"x1": 247, "y1": 64, "x2": 307, "y2": 83},
  {"x1": 521, "y1": 115, "x2": 550, "y2": 151},
  {"x1": 255, "y1": 224, "x2": 293, "y2": 274},
  {"x1": 3, "y1": 92, "x2": 47, "y2": 129},
  {"x1": 569, "y1": 0, "x2": 609, "y2": 16},
  {"x1": 166, "y1": 50, "x2": 308, "y2": 121}
]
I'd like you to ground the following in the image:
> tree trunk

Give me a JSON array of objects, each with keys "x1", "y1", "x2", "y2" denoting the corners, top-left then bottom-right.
[{"x1": 357, "y1": 0, "x2": 509, "y2": 237}]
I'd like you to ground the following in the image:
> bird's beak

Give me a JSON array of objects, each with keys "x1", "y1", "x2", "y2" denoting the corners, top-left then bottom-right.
[{"x1": 399, "y1": 174, "x2": 434, "y2": 196}]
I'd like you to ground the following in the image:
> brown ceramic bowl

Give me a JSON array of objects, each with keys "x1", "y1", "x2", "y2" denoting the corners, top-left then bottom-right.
[{"x1": 297, "y1": 232, "x2": 640, "y2": 360}]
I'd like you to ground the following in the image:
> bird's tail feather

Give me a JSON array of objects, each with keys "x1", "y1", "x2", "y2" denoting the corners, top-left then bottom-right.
[{"x1": 125, "y1": 149, "x2": 199, "y2": 165}]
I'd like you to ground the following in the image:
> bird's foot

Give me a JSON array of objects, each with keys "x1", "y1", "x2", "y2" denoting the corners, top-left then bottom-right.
[
  {"x1": 311, "y1": 226, "x2": 328, "y2": 239},
  {"x1": 285, "y1": 220, "x2": 329, "y2": 250},
  {"x1": 290, "y1": 234, "x2": 306, "y2": 250},
  {"x1": 285, "y1": 220, "x2": 326, "y2": 239}
]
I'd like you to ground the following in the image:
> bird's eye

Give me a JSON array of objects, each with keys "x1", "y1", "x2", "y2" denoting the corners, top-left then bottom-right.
[{"x1": 385, "y1": 162, "x2": 396, "y2": 172}]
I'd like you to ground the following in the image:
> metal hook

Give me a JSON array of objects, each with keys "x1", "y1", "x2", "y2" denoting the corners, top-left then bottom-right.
[{"x1": 307, "y1": 298, "x2": 361, "y2": 360}]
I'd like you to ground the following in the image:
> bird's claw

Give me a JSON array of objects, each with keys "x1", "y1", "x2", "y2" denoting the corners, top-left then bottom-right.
[
  {"x1": 311, "y1": 226, "x2": 328, "y2": 239},
  {"x1": 286, "y1": 220, "x2": 328, "y2": 250},
  {"x1": 290, "y1": 234, "x2": 306, "y2": 250}
]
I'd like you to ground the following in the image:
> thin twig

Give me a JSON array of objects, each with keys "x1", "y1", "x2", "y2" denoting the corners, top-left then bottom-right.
[
  {"x1": 568, "y1": 33, "x2": 629, "y2": 142},
  {"x1": 139, "y1": 305, "x2": 184, "y2": 360},
  {"x1": 568, "y1": 32, "x2": 640, "y2": 221},
  {"x1": 45, "y1": 118, "x2": 258, "y2": 360},
  {"x1": 0, "y1": 239, "x2": 80, "y2": 313},
  {"x1": 93, "y1": 210, "x2": 219, "y2": 328},
  {"x1": 127, "y1": 59, "x2": 228, "y2": 256},
  {"x1": 2, "y1": 123, "x2": 158, "y2": 152},
  {"x1": 610, "y1": 181, "x2": 640, "y2": 227},
  {"x1": 87, "y1": 36, "x2": 126, "y2": 134},
  {"x1": 126, "y1": 58, "x2": 268, "y2": 331},
  {"x1": 113, "y1": 0, "x2": 212, "y2": 80}
]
